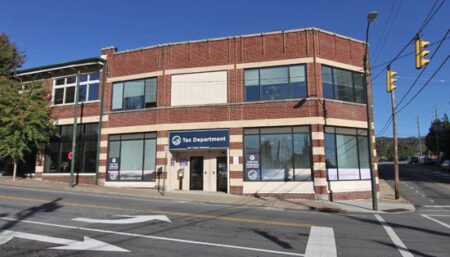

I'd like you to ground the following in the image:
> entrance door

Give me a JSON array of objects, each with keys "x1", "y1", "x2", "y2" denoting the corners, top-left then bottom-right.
[
  {"x1": 190, "y1": 156, "x2": 204, "y2": 190},
  {"x1": 216, "y1": 156, "x2": 227, "y2": 193}
]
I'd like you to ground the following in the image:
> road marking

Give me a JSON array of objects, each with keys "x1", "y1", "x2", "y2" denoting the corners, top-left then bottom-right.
[
  {"x1": 0, "y1": 195, "x2": 311, "y2": 228},
  {"x1": 0, "y1": 229, "x2": 128, "y2": 252},
  {"x1": 421, "y1": 214, "x2": 450, "y2": 229},
  {"x1": 415, "y1": 190, "x2": 420, "y2": 193},
  {"x1": 73, "y1": 215, "x2": 171, "y2": 224},
  {"x1": 305, "y1": 226, "x2": 336, "y2": 257},
  {"x1": 374, "y1": 214, "x2": 414, "y2": 257},
  {"x1": 0, "y1": 217, "x2": 304, "y2": 256},
  {"x1": 421, "y1": 205, "x2": 450, "y2": 208},
  {"x1": 430, "y1": 199, "x2": 435, "y2": 202}
]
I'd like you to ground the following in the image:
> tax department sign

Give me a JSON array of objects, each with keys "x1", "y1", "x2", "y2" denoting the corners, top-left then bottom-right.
[{"x1": 169, "y1": 129, "x2": 229, "y2": 150}]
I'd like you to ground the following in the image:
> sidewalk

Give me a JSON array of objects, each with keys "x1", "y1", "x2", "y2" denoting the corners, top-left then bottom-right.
[{"x1": 0, "y1": 176, "x2": 414, "y2": 213}]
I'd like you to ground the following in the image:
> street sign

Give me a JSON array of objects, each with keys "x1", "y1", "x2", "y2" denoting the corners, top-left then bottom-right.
[{"x1": 68, "y1": 152, "x2": 73, "y2": 160}]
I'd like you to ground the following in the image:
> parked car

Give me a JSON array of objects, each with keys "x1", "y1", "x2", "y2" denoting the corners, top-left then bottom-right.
[
  {"x1": 441, "y1": 160, "x2": 450, "y2": 171},
  {"x1": 408, "y1": 156, "x2": 419, "y2": 164}
]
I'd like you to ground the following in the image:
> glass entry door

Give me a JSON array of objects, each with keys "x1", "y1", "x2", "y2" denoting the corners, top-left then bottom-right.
[
  {"x1": 190, "y1": 156, "x2": 204, "y2": 190},
  {"x1": 216, "y1": 156, "x2": 227, "y2": 193}
]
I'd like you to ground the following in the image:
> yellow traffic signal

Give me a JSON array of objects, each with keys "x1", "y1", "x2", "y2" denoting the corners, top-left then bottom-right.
[
  {"x1": 386, "y1": 69, "x2": 397, "y2": 92},
  {"x1": 415, "y1": 38, "x2": 430, "y2": 69}
]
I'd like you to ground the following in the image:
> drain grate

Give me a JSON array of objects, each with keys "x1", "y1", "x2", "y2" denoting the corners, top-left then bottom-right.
[{"x1": 383, "y1": 208, "x2": 410, "y2": 213}]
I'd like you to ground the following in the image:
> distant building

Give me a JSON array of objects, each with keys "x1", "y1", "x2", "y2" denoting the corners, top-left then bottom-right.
[{"x1": 17, "y1": 28, "x2": 378, "y2": 200}]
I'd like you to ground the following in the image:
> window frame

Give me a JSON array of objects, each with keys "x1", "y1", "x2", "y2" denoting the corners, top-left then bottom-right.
[
  {"x1": 321, "y1": 65, "x2": 366, "y2": 104},
  {"x1": 106, "y1": 133, "x2": 157, "y2": 182},
  {"x1": 244, "y1": 64, "x2": 307, "y2": 102},
  {"x1": 324, "y1": 126, "x2": 370, "y2": 181},
  {"x1": 52, "y1": 72, "x2": 100, "y2": 105},
  {"x1": 111, "y1": 77, "x2": 157, "y2": 111},
  {"x1": 243, "y1": 126, "x2": 313, "y2": 182}
]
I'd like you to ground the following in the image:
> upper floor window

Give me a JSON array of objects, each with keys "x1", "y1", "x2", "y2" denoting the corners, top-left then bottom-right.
[
  {"x1": 112, "y1": 78, "x2": 157, "y2": 111},
  {"x1": 245, "y1": 65, "x2": 306, "y2": 101},
  {"x1": 53, "y1": 72, "x2": 99, "y2": 105},
  {"x1": 321, "y1": 65, "x2": 366, "y2": 104}
]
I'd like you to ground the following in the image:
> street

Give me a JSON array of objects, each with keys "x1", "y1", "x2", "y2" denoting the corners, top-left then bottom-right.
[{"x1": 0, "y1": 164, "x2": 448, "y2": 257}]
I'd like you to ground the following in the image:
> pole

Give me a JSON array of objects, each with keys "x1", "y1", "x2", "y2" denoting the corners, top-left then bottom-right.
[
  {"x1": 417, "y1": 116, "x2": 422, "y2": 156},
  {"x1": 70, "y1": 71, "x2": 81, "y2": 188},
  {"x1": 364, "y1": 20, "x2": 378, "y2": 210},
  {"x1": 434, "y1": 107, "x2": 440, "y2": 163},
  {"x1": 95, "y1": 60, "x2": 107, "y2": 185},
  {"x1": 390, "y1": 89, "x2": 400, "y2": 199}
]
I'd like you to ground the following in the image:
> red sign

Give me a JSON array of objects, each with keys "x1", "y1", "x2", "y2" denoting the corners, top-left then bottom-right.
[{"x1": 68, "y1": 152, "x2": 73, "y2": 160}]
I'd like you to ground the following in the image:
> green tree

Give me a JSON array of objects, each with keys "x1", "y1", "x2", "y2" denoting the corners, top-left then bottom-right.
[
  {"x1": 0, "y1": 32, "x2": 24, "y2": 76},
  {"x1": 0, "y1": 33, "x2": 54, "y2": 179},
  {"x1": 425, "y1": 114, "x2": 450, "y2": 160}
]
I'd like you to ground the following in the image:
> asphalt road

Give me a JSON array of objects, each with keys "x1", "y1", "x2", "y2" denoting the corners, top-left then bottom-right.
[{"x1": 0, "y1": 166, "x2": 448, "y2": 257}]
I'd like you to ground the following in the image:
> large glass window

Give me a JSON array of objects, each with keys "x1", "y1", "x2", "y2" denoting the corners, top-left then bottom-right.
[
  {"x1": 321, "y1": 65, "x2": 366, "y2": 104},
  {"x1": 244, "y1": 127, "x2": 311, "y2": 181},
  {"x1": 44, "y1": 123, "x2": 99, "y2": 173},
  {"x1": 107, "y1": 133, "x2": 156, "y2": 181},
  {"x1": 324, "y1": 127, "x2": 370, "y2": 180},
  {"x1": 53, "y1": 72, "x2": 99, "y2": 105},
  {"x1": 112, "y1": 78, "x2": 157, "y2": 111},
  {"x1": 244, "y1": 65, "x2": 306, "y2": 101}
]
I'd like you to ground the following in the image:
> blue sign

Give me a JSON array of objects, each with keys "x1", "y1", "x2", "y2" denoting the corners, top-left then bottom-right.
[
  {"x1": 169, "y1": 129, "x2": 229, "y2": 150},
  {"x1": 245, "y1": 154, "x2": 260, "y2": 181}
]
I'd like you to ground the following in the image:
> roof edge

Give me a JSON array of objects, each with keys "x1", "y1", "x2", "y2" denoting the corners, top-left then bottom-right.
[
  {"x1": 16, "y1": 57, "x2": 105, "y2": 76},
  {"x1": 112, "y1": 27, "x2": 366, "y2": 55}
]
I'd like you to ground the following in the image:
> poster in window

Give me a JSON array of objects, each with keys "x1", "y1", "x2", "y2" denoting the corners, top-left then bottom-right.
[
  {"x1": 107, "y1": 157, "x2": 120, "y2": 181},
  {"x1": 245, "y1": 153, "x2": 260, "y2": 181}
]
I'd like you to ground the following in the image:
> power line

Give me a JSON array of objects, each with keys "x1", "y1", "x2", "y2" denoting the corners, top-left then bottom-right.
[{"x1": 396, "y1": 54, "x2": 449, "y2": 115}]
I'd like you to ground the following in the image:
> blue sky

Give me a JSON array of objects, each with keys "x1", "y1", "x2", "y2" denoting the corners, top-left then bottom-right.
[{"x1": 1, "y1": 0, "x2": 449, "y2": 138}]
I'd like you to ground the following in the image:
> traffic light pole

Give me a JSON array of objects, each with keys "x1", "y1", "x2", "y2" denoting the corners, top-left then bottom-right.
[{"x1": 390, "y1": 89, "x2": 400, "y2": 199}]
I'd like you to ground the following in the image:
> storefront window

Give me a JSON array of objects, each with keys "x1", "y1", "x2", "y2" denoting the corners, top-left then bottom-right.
[
  {"x1": 44, "y1": 123, "x2": 98, "y2": 173},
  {"x1": 107, "y1": 133, "x2": 156, "y2": 181},
  {"x1": 244, "y1": 65, "x2": 306, "y2": 101},
  {"x1": 112, "y1": 78, "x2": 157, "y2": 111},
  {"x1": 321, "y1": 65, "x2": 366, "y2": 104},
  {"x1": 244, "y1": 127, "x2": 311, "y2": 181},
  {"x1": 325, "y1": 127, "x2": 370, "y2": 180}
]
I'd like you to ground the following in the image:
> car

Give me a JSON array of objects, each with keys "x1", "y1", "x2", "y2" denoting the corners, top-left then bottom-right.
[
  {"x1": 408, "y1": 156, "x2": 419, "y2": 164},
  {"x1": 441, "y1": 160, "x2": 450, "y2": 171}
]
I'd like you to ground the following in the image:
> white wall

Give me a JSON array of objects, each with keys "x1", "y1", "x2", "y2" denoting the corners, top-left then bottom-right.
[{"x1": 171, "y1": 71, "x2": 227, "y2": 106}]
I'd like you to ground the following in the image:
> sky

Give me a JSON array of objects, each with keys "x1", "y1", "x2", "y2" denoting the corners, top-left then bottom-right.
[{"x1": 1, "y1": 0, "x2": 449, "y2": 138}]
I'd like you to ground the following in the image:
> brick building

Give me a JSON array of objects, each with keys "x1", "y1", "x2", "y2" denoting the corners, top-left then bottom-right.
[{"x1": 17, "y1": 28, "x2": 379, "y2": 200}]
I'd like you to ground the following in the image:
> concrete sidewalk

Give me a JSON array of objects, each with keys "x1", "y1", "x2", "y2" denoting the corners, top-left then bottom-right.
[{"x1": 0, "y1": 176, "x2": 414, "y2": 213}]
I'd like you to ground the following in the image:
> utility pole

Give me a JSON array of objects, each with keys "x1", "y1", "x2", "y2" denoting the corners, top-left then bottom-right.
[
  {"x1": 70, "y1": 71, "x2": 81, "y2": 188},
  {"x1": 387, "y1": 65, "x2": 400, "y2": 200},
  {"x1": 417, "y1": 116, "x2": 422, "y2": 156},
  {"x1": 391, "y1": 88, "x2": 400, "y2": 200}
]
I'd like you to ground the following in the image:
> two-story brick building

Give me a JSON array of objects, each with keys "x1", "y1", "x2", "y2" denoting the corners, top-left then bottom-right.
[{"x1": 17, "y1": 27, "x2": 379, "y2": 200}]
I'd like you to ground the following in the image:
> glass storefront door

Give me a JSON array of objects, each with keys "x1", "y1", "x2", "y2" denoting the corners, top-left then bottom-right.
[
  {"x1": 190, "y1": 156, "x2": 204, "y2": 190},
  {"x1": 216, "y1": 156, "x2": 227, "y2": 193}
]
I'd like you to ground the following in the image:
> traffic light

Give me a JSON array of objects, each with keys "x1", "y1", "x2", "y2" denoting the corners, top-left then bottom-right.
[
  {"x1": 386, "y1": 69, "x2": 397, "y2": 92},
  {"x1": 415, "y1": 37, "x2": 430, "y2": 69}
]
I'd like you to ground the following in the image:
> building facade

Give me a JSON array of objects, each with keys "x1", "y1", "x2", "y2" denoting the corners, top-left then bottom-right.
[{"x1": 18, "y1": 28, "x2": 379, "y2": 200}]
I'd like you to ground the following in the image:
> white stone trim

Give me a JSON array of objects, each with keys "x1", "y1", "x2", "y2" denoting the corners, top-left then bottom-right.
[
  {"x1": 230, "y1": 149, "x2": 243, "y2": 157},
  {"x1": 311, "y1": 132, "x2": 324, "y2": 140},
  {"x1": 35, "y1": 166, "x2": 44, "y2": 172},
  {"x1": 236, "y1": 57, "x2": 314, "y2": 69},
  {"x1": 100, "y1": 140, "x2": 108, "y2": 147},
  {"x1": 104, "y1": 181, "x2": 155, "y2": 188},
  {"x1": 316, "y1": 58, "x2": 363, "y2": 72},
  {"x1": 157, "y1": 137, "x2": 168, "y2": 145},
  {"x1": 156, "y1": 151, "x2": 166, "y2": 158},
  {"x1": 55, "y1": 115, "x2": 104, "y2": 125},
  {"x1": 166, "y1": 65, "x2": 234, "y2": 75},
  {"x1": 107, "y1": 71, "x2": 163, "y2": 83},
  {"x1": 314, "y1": 177, "x2": 328, "y2": 186},
  {"x1": 99, "y1": 153, "x2": 107, "y2": 160},
  {"x1": 42, "y1": 173, "x2": 95, "y2": 176},
  {"x1": 329, "y1": 180, "x2": 371, "y2": 192},
  {"x1": 312, "y1": 147, "x2": 325, "y2": 155},
  {"x1": 243, "y1": 181, "x2": 314, "y2": 194},
  {"x1": 230, "y1": 135, "x2": 243, "y2": 143},
  {"x1": 229, "y1": 178, "x2": 243, "y2": 186},
  {"x1": 229, "y1": 164, "x2": 243, "y2": 172},
  {"x1": 326, "y1": 118, "x2": 368, "y2": 128},
  {"x1": 99, "y1": 166, "x2": 106, "y2": 173},
  {"x1": 313, "y1": 162, "x2": 326, "y2": 171}
]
